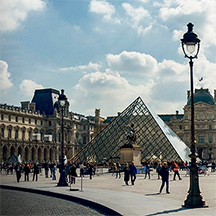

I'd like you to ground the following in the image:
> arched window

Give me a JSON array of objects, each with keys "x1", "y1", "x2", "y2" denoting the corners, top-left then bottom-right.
[
  {"x1": 22, "y1": 130, "x2": 25, "y2": 140},
  {"x1": 3, "y1": 146, "x2": 8, "y2": 161},
  {"x1": 8, "y1": 129, "x2": 12, "y2": 139},
  {"x1": 28, "y1": 130, "x2": 32, "y2": 141},
  {"x1": 15, "y1": 129, "x2": 19, "y2": 140},
  {"x1": 1, "y1": 128, "x2": 4, "y2": 138},
  {"x1": 25, "y1": 147, "x2": 28, "y2": 161}
]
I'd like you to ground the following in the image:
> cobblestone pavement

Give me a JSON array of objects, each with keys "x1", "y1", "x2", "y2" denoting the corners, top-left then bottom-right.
[{"x1": 1, "y1": 188, "x2": 104, "y2": 216}]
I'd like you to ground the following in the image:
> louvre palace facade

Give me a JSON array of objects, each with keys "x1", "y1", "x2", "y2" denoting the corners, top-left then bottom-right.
[
  {"x1": 0, "y1": 87, "x2": 216, "y2": 163},
  {"x1": 0, "y1": 89, "x2": 106, "y2": 163},
  {"x1": 159, "y1": 88, "x2": 216, "y2": 161}
]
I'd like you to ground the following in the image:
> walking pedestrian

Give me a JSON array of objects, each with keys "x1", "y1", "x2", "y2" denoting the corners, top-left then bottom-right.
[
  {"x1": 49, "y1": 162, "x2": 54, "y2": 178},
  {"x1": 144, "y1": 163, "x2": 151, "y2": 179},
  {"x1": 23, "y1": 162, "x2": 30, "y2": 181},
  {"x1": 52, "y1": 163, "x2": 56, "y2": 180},
  {"x1": 129, "y1": 161, "x2": 137, "y2": 185},
  {"x1": 123, "y1": 163, "x2": 130, "y2": 186},
  {"x1": 116, "y1": 162, "x2": 121, "y2": 179},
  {"x1": 44, "y1": 162, "x2": 49, "y2": 178},
  {"x1": 32, "y1": 163, "x2": 39, "y2": 181},
  {"x1": 15, "y1": 162, "x2": 22, "y2": 183},
  {"x1": 70, "y1": 164, "x2": 77, "y2": 184},
  {"x1": 173, "y1": 161, "x2": 182, "y2": 180},
  {"x1": 159, "y1": 162, "x2": 170, "y2": 194},
  {"x1": 88, "y1": 163, "x2": 93, "y2": 180},
  {"x1": 156, "y1": 163, "x2": 162, "y2": 179},
  {"x1": 79, "y1": 162, "x2": 85, "y2": 177}
]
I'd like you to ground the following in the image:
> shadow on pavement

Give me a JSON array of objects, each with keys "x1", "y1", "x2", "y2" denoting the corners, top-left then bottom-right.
[
  {"x1": 145, "y1": 193, "x2": 160, "y2": 196},
  {"x1": 146, "y1": 207, "x2": 187, "y2": 215}
]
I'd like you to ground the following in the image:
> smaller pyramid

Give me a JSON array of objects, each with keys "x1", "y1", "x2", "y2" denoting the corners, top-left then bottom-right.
[{"x1": 71, "y1": 97, "x2": 190, "y2": 163}]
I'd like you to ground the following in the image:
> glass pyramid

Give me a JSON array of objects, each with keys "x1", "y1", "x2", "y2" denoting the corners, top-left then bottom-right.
[{"x1": 71, "y1": 97, "x2": 190, "y2": 164}]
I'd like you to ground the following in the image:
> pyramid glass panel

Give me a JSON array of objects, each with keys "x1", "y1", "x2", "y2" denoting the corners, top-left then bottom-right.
[{"x1": 71, "y1": 97, "x2": 190, "y2": 164}]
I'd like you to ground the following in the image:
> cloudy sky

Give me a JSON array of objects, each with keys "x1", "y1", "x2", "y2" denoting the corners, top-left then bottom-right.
[{"x1": 1, "y1": 0, "x2": 216, "y2": 117}]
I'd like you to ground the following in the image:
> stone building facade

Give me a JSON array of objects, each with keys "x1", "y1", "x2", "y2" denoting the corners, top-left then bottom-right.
[
  {"x1": 0, "y1": 88, "x2": 105, "y2": 163},
  {"x1": 1, "y1": 87, "x2": 215, "y2": 163},
  {"x1": 160, "y1": 88, "x2": 216, "y2": 161}
]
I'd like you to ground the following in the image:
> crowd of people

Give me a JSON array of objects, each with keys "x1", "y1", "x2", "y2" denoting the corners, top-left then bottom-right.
[
  {"x1": 109, "y1": 159, "x2": 216, "y2": 193},
  {"x1": 0, "y1": 161, "x2": 57, "y2": 182},
  {"x1": 1, "y1": 159, "x2": 215, "y2": 193}
]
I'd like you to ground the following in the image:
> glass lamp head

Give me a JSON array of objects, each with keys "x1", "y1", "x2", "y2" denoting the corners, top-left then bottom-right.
[
  {"x1": 58, "y1": 89, "x2": 67, "y2": 107},
  {"x1": 181, "y1": 23, "x2": 200, "y2": 58}
]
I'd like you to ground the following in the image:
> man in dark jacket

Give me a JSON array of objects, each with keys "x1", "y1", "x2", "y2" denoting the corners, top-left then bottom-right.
[
  {"x1": 129, "y1": 161, "x2": 137, "y2": 185},
  {"x1": 33, "y1": 163, "x2": 39, "y2": 181},
  {"x1": 15, "y1": 162, "x2": 22, "y2": 183},
  {"x1": 23, "y1": 162, "x2": 30, "y2": 181},
  {"x1": 123, "y1": 163, "x2": 130, "y2": 185},
  {"x1": 159, "y1": 162, "x2": 170, "y2": 194}
]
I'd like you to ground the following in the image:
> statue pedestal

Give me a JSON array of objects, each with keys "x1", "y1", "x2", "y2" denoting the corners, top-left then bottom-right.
[{"x1": 120, "y1": 144, "x2": 142, "y2": 166}]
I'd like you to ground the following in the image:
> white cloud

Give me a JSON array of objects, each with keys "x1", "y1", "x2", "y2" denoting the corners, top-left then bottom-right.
[
  {"x1": 71, "y1": 70, "x2": 149, "y2": 116},
  {"x1": 137, "y1": 24, "x2": 152, "y2": 36},
  {"x1": 0, "y1": 0, "x2": 46, "y2": 32},
  {"x1": 0, "y1": 60, "x2": 13, "y2": 90},
  {"x1": 106, "y1": 51, "x2": 158, "y2": 75},
  {"x1": 122, "y1": 3, "x2": 150, "y2": 24},
  {"x1": 138, "y1": 0, "x2": 149, "y2": 3},
  {"x1": 19, "y1": 80, "x2": 43, "y2": 97},
  {"x1": 70, "y1": 50, "x2": 216, "y2": 116},
  {"x1": 60, "y1": 62, "x2": 101, "y2": 72},
  {"x1": 122, "y1": 3, "x2": 151, "y2": 36},
  {"x1": 89, "y1": 0, "x2": 120, "y2": 23},
  {"x1": 193, "y1": 55, "x2": 216, "y2": 93},
  {"x1": 159, "y1": 0, "x2": 204, "y2": 21},
  {"x1": 158, "y1": 59, "x2": 187, "y2": 80},
  {"x1": 159, "y1": 0, "x2": 216, "y2": 47}
]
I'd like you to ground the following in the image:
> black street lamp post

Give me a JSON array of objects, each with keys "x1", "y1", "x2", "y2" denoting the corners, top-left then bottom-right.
[
  {"x1": 57, "y1": 89, "x2": 68, "y2": 186},
  {"x1": 181, "y1": 23, "x2": 206, "y2": 207}
]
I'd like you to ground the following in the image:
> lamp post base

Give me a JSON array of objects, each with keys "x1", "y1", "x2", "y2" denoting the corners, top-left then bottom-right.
[
  {"x1": 183, "y1": 194, "x2": 206, "y2": 208},
  {"x1": 183, "y1": 164, "x2": 207, "y2": 208}
]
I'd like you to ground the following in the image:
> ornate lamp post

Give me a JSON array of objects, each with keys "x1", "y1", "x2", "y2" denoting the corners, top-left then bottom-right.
[
  {"x1": 181, "y1": 23, "x2": 206, "y2": 207},
  {"x1": 57, "y1": 89, "x2": 68, "y2": 186}
]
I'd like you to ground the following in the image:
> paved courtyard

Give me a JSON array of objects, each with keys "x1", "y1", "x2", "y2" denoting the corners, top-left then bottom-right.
[{"x1": 0, "y1": 169, "x2": 216, "y2": 216}]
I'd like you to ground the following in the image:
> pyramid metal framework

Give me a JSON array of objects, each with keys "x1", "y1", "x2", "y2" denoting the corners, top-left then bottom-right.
[{"x1": 71, "y1": 97, "x2": 190, "y2": 164}]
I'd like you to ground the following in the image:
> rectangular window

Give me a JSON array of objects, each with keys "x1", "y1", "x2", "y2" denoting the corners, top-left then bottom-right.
[
  {"x1": 35, "y1": 119, "x2": 37, "y2": 125},
  {"x1": 209, "y1": 135, "x2": 213, "y2": 143},
  {"x1": 83, "y1": 125, "x2": 86, "y2": 130},
  {"x1": 41, "y1": 120, "x2": 43, "y2": 126},
  {"x1": 22, "y1": 117, "x2": 25, "y2": 123},
  {"x1": 208, "y1": 113, "x2": 213, "y2": 120},
  {"x1": 198, "y1": 136, "x2": 205, "y2": 143},
  {"x1": 49, "y1": 121, "x2": 52, "y2": 126},
  {"x1": 1, "y1": 114, "x2": 4, "y2": 120},
  {"x1": 8, "y1": 115, "x2": 11, "y2": 121},
  {"x1": 16, "y1": 116, "x2": 18, "y2": 122},
  {"x1": 199, "y1": 113, "x2": 204, "y2": 120}
]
